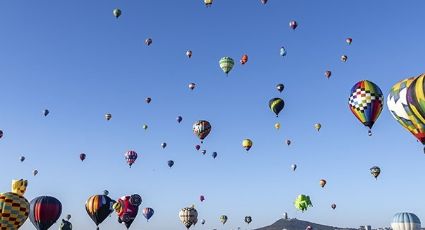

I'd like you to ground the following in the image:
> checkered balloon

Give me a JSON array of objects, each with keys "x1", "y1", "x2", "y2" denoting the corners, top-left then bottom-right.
[{"x1": 348, "y1": 80, "x2": 383, "y2": 131}]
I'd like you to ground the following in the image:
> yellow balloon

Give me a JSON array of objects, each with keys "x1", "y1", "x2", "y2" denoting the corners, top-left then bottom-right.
[
  {"x1": 242, "y1": 139, "x2": 253, "y2": 151},
  {"x1": 275, "y1": 123, "x2": 281, "y2": 130},
  {"x1": 0, "y1": 180, "x2": 30, "y2": 229},
  {"x1": 314, "y1": 123, "x2": 321, "y2": 131}
]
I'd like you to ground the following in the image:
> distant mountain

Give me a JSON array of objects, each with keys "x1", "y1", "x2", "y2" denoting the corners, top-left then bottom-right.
[{"x1": 254, "y1": 218, "x2": 357, "y2": 230}]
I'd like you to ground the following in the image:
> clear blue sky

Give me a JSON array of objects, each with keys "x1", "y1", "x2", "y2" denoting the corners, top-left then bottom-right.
[{"x1": 1, "y1": 0, "x2": 425, "y2": 229}]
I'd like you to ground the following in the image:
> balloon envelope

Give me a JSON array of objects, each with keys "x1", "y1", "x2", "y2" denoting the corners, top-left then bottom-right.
[
  {"x1": 392, "y1": 213, "x2": 421, "y2": 230},
  {"x1": 85, "y1": 194, "x2": 116, "y2": 227},
  {"x1": 29, "y1": 196, "x2": 62, "y2": 230}
]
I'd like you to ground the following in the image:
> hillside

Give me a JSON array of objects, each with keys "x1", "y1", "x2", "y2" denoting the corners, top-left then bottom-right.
[{"x1": 254, "y1": 218, "x2": 357, "y2": 230}]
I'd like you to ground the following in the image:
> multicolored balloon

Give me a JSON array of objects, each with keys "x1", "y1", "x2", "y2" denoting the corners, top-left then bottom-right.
[
  {"x1": 348, "y1": 80, "x2": 383, "y2": 136},
  {"x1": 125, "y1": 150, "x2": 138, "y2": 168},
  {"x1": 105, "y1": 113, "x2": 112, "y2": 121},
  {"x1": 0, "y1": 180, "x2": 29, "y2": 230},
  {"x1": 314, "y1": 123, "x2": 322, "y2": 132},
  {"x1": 341, "y1": 55, "x2": 348, "y2": 62},
  {"x1": 193, "y1": 120, "x2": 211, "y2": 143},
  {"x1": 204, "y1": 0, "x2": 213, "y2": 7},
  {"x1": 29, "y1": 196, "x2": 62, "y2": 230},
  {"x1": 276, "y1": 83, "x2": 284, "y2": 93},
  {"x1": 186, "y1": 50, "x2": 192, "y2": 58},
  {"x1": 85, "y1": 192, "x2": 116, "y2": 229},
  {"x1": 280, "y1": 47, "x2": 287, "y2": 57},
  {"x1": 346, "y1": 38, "x2": 353, "y2": 45},
  {"x1": 114, "y1": 194, "x2": 142, "y2": 229},
  {"x1": 325, "y1": 71, "x2": 332, "y2": 79},
  {"x1": 387, "y1": 76, "x2": 425, "y2": 151},
  {"x1": 219, "y1": 57, "x2": 235, "y2": 75},
  {"x1": 245, "y1": 216, "x2": 252, "y2": 224}
]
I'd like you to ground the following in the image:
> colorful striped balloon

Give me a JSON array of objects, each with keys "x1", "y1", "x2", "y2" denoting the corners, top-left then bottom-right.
[
  {"x1": 219, "y1": 57, "x2": 234, "y2": 75},
  {"x1": 29, "y1": 196, "x2": 62, "y2": 230},
  {"x1": 348, "y1": 80, "x2": 383, "y2": 135},
  {"x1": 85, "y1": 194, "x2": 115, "y2": 228}
]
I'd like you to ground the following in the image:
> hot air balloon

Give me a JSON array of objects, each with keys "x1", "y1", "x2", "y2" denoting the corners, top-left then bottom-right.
[
  {"x1": 20, "y1": 156, "x2": 25, "y2": 162},
  {"x1": 0, "y1": 179, "x2": 30, "y2": 230},
  {"x1": 245, "y1": 216, "x2": 252, "y2": 224},
  {"x1": 0, "y1": 130, "x2": 3, "y2": 139},
  {"x1": 291, "y1": 164, "x2": 297, "y2": 171},
  {"x1": 43, "y1": 109, "x2": 49, "y2": 117},
  {"x1": 325, "y1": 71, "x2": 332, "y2": 79},
  {"x1": 220, "y1": 215, "x2": 228, "y2": 224},
  {"x1": 242, "y1": 139, "x2": 253, "y2": 151},
  {"x1": 240, "y1": 54, "x2": 248, "y2": 65},
  {"x1": 346, "y1": 38, "x2": 353, "y2": 45},
  {"x1": 201, "y1": 150, "x2": 206, "y2": 155},
  {"x1": 142, "y1": 208, "x2": 154, "y2": 222},
  {"x1": 125, "y1": 150, "x2": 138, "y2": 168},
  {"x1": 201, "y1": 219, "x2": 205, "y2": 225},
  {"x1": 212, "y1": 152, "x2": 217, "y2": 159},
  {"x1": 314, "y1": 123, "x2": 321, "y2": 132},
  {"x1": 161, "y1": 142, "x2": 167, "y2": 149},
  {"x1": 80, "y1": 153, "x2": 86, "y2": 162},
  {"x1": 294, "y1": 194, "x2": 312, "y2": 212},
  {"x1": 289, "y1": 20, "x2": 298, "y2": 30},
  {"x1": 204, "y1": 0, "x2": 213, "y2": 7},
  {"x1": 219, "y1": 57, "x2": 235, "y2": 75},
  {"x1": 179, "y1": 206, "x2": 198, "y2": 229},
  {"x1": 168, "y1": 160, "x2": 174, "y2": 168},
  {"x1": 60, "y1": 218, "x2": 72, "y2": 230},
  {"x1": 348, "y1": 80, "x2": 383, "y2": 136},
  {"x1": 195, "y1": 145, "x2": 201, "y2": 151},
  {"x1": 387, "y1": 76, "x2": 425, "y2": 152},
  {"x1": 145, "y1": 97, "x2": 152, "y2": 104},
  {"x1": 143, "y1": 124, "x2": 148, "y2": 130},
  {"x1": 86, "y1": 192, "x2": 116, "y2": 230},
  {"x1": 177, "y1": 116, "x2": 183, "y2": 123},
  {"x1": 269, "y1": 98, "x2": 285, "y2": 117},
  {"x1": 391, "y1": 213, "x2": 421, "y2": 230},
  {"x1": 331, "y1": 204, "x2": 336, "y2": 210},
  {"x1": 145, "y1": 38, "x2": 152, "y2": 46},
  {"x1": 33, "y1": 170, "x2": 38, "y2": 176},
  {"x1": 189, "y1": 83, "x2": 196, "y2": 90},
  {"x1": 319, "y1": 179, "x2": 327, "y2": 188},
  {"x1": 66, "y1": 214, "x2": 71, "y2": 221},
  {"x1": 275, "y1": 123, "x2": 281, "y2": 130},
  {"x1": 193, "y1": 120, "x2": 211, "y2": 143},
  {"x1": 113, "y1": 8, "x2": 121, "y2": 18},
  {"x1": 261, "y1": 0, "x2": 268, "y2": 4},
  {"x1": 29, "y1": 196, "x2": 62, "y2": 230},
  {"x1": 199, "y1": 195, "x2": 205, "y2": 202},
  {"x1": 286, "y1": 139, "x2": 291, "y2": 146},
  {"x1": 370, "y1": 166, "x2": 381, "y2": 179},
  {"x1": 114, "y1": 194, "x2": 142, "y2": 229},
  {"x1": 186, "y1": 50, "x2": 192, "y2": 58},
  {"x1": 341, "y1": 55, "x2": 348, "y2": 62},
  {"x1": 306, "y1": 226, "x2": 313, "y2": 230},
  {"x1": 280, "y1": 46, "x2": 287, "y2": 57},
  {"x1": 105, "y1": 113, "x2": 112, "y2": 121},
  {"x1": 276, "y1": 84, "x2": 284, "y2": 93}
]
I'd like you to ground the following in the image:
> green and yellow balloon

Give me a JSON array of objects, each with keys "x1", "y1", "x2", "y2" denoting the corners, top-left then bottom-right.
[{"x1": 219, "y1": 57, "x2": 234, "y2": 75}]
